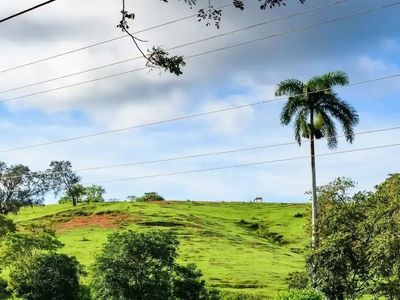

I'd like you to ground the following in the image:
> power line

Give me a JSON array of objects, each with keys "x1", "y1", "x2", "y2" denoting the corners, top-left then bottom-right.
[
  {"x1": 94, "y1": 142, "x2": 400, "y2": 184},
  {"x1": 2, "y1": 0, "x2": 398, "y2": 103},
  {"x1": 0, "y1": 2, "x2": 233, "y2": 74},
  {"x1": 2, "y1": 125, "x2": 400, "y2": 181},
  {"x1": 0, "y1": 0, "x2": 348, "y2": 94},
  {"x1": 0, "y1": 0, "x2": 56, "y2": 24},
  {"x1": 75, "y1": 125, "x2": 400, "y2": 172},
  {"x1": 0, "y1": 72, "x2": 399, "y2": 154}
]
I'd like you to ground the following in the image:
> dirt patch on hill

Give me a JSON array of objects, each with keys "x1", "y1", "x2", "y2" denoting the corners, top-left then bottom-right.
[{"x1": 55, "y1": 214, "x2": 135, "y2": 232}]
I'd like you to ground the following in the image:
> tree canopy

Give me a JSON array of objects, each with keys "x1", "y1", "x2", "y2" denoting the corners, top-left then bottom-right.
[
  {"x1": 0, "y1": 162, "x2": 49, "y2": 215},
  {"x1": 306, "y1": 175, "x2": 400, "y2": 299}
]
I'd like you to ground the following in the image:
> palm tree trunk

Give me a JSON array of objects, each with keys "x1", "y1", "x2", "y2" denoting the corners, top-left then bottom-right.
[{"x1": 310, "y1": 133, "x2": 319, "y2": 248}]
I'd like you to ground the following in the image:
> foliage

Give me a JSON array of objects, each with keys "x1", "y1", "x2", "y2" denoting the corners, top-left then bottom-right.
[
  {"x1": 84, "y1": 184, "x2": 106, "y2": 203},
  {"x1": 91, "y1": 230, "x2": 219, "y2": 300},
  {"x1": 0, "y1": 225, "x2": 63, "y2": 269},
  {"x1": 47, "y1": 160, "x2": 81, "y2": 206},
  {"x1": 307, "y1": 175, "x2": 400, "y2": 299},
  {"x1": 174, "y1": 263, "x2": 220, "y2": 300},
  {"x1": 9, "y1": 253, "x2": 84, "y2": 300},
  {"x1": 276, "y1": 71, "x2": 359, "y2": 149},
  {"x1": 58, "y1": 184, "x2": 106, "y2": 204},
  {"x1": 118, "y1": 0, "x2": 305, "y2": 76},
  {"x1": 286, "y1": 271, "x2": 309, "y2": 290},
  {"x1": 0, "y1": 277, "x2": 10, "y2": 299},
  {"x1": 0, "y1": 214, "x2": 16, "y2": 237},
  {"x1": 136, "y1": 192, "x2": 165, "y2": 202},
  {"x1": 276, "y1": 289, "x2": 323, "y2": 300},
  {"x1": 91, "y1": 230, "x2": 178, "y2": 300},
  {"x1": 0, "y1": 162, "x2": 49, "y2": 215}
]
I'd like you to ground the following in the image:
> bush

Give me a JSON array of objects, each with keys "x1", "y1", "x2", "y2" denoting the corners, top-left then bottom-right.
[
  {"x1": 286, "y1": 271, "x2": 309, "y2": 290},
  {"x1": 276, "y1": 289, "x2": 324, "y2": 300},
  {"x1": 91, "y1": 230, "x2": 218, "y2": 300},
  {"x1": 0, "y1": 277, "x2": 10, "y2": 299},
  {"x1": 9, "y1": 253, "x2": 84, "y2": 300},
  {"x1": 0, "y1": 215, "x2": 16, "y2": 237},
  {"x1": 136, "y1": 192, "x2": 165, "y2": 202},
  {"x1": 174, "y1": 263, "x2": 220, "y2": 300}
]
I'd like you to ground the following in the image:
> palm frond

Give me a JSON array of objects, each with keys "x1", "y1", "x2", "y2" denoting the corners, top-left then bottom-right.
[
  {"x1": 320, "y1": 95, "x2": 359, "y2": 143},
  {"x1": 307, "y1": 71, "x2": 349, "y2": 91},
  {"x1": 280, "y1": 96, "x2": 306, "y2": 125},
  {"x1": 293, "y1": 110, "x2": 308, "y2": 146},
  {"x1": 316, "y1": 110, "x2": 338, "y2": 149},
  {"x1": 275, "y1": 79, "x2": 305, "y2": 97}
]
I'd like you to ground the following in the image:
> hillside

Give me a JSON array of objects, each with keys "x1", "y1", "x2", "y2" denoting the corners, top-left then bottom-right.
[{"x1": 11, "y1": 201, "x2": 309, "y2": 299}]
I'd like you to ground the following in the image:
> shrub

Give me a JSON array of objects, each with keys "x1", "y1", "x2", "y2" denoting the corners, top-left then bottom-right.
[
  {"x1": 174, "y1": 263, "x2": 220, "y2": 300},
  {"x1": 0, "y1": 215, "x2": 16, "y2": 237},
  {"x1": 91, "y1": 230, "x2": 218, "y2": 300},
  {"x1": 136, "y1": 192, "x2": 165, "y2": 202},
  {"x1": 276, "y1": 289, "x2": 324, "y2": 300},
  {"x1": 286, "y1": 271, "x2": 309, "y2": 290},
  {"x1": 9, "y1": 253, "x2": 84, "y2": 300}
]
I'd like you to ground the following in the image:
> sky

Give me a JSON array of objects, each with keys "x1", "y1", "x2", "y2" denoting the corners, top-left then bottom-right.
[{"x1": 0, "y1": 0, "x2": 399, "y2": 203}]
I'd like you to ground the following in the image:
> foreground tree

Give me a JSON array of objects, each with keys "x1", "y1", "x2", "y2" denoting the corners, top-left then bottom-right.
[
  {"x1": 47, "y1": 161, "x2": 81, "y2": 206},
  {"x1": 0, "y1": 162, "x2": 49, "y2": 215},
  {"x1": 306, "y1": 175, "x2": 400, "y2": 299},
  {"x1": 91, "y1": 230, "x2": 219, "y2": 300},
  {"x1": 9, "y1": 253, "x2": 83, "y2": 300},
  {"x1": 275, "y1": 71, "x2": 359, "y2": 247}
]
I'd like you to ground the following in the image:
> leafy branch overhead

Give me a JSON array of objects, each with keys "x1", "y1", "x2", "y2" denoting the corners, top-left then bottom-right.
[{"x1": 118, "y1": 0, "x2": 306, "y2": 76}]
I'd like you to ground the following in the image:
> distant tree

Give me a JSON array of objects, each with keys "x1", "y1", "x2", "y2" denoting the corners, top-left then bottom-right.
[
  {"x1": 84, "y1": 185, "x2": 106, "y2": 203},
  {"x1": 118, "y1": 0, "x2": 305, "y2": 75},
  {"x1": 136, "y1": 192, "x2": 165, "y2": 202},
  {"x1": 127, "y1": 195, "x2": 137, "y2": 202},
  {"x1": 9, "y1": 253, "x2": 84, "y2": 300},
  {"x1": 47, "y1": 161, "x2": 81, "y2": 206},
  {"x1": 0, "y1": 162, "x2": 49, "y2": 215},
  {"x1": 275, "y1": 71, "x2": 359, "y2": 247},
  {"x1": 91, "y1": 230, "x2": 218, "y2": 300}
]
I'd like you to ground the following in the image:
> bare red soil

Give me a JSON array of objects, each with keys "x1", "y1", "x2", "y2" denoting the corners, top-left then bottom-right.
[{"x1": 55, "y1": 214, "x2": 135, "y2": 231}]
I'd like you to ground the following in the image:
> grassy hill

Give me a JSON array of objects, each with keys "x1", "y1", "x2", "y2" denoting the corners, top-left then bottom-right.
[{"x1": 11, "y1": 201, "x2": 309, "y2": 299}]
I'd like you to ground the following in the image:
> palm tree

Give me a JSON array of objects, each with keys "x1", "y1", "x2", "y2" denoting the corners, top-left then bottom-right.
[{"x1": 275, "y1": 71, "x2": 359, "y2": 247}]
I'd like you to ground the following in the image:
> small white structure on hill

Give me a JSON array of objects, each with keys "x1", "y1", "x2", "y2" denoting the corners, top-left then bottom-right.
[{"x1": 253, "y1": 197, "x2": 263, "y2": 203}]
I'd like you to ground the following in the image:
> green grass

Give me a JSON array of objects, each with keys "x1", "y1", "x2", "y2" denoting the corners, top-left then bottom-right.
[{"x1": 11, "y1": 201, "x2": 309, "y2": 299}]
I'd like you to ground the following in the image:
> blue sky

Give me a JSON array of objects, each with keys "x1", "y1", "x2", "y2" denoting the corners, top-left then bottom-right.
[{"x1": 0, "y1": 0, "x2": 399, "y2": 203}]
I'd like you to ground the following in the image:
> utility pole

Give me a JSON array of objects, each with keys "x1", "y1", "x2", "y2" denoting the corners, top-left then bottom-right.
[{"x1": 0, "y1": 0, "x2": 56, "y2": 24}]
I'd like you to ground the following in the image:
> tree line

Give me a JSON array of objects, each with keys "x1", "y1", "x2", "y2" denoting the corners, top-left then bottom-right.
[{"x1": 0, "y1": 160, "x2": 103, "y2": 215}]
